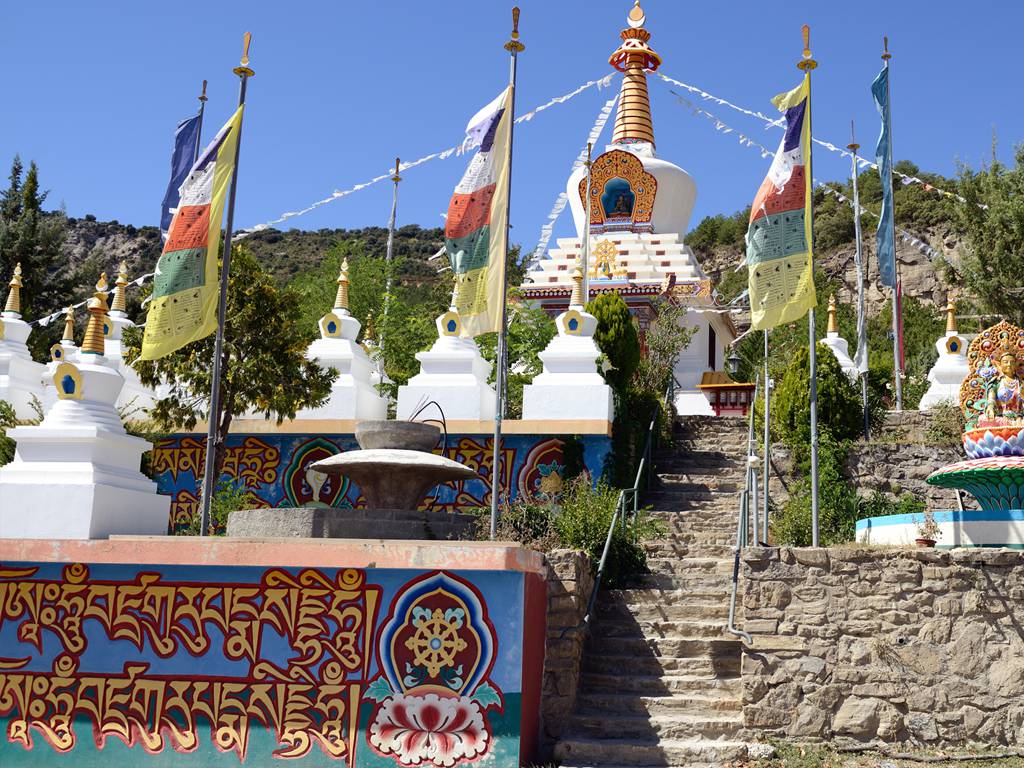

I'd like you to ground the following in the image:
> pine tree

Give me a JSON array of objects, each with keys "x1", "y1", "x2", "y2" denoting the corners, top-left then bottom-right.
[{"x1": 0, "y1": 156, "x2": 72, "y2": 359}]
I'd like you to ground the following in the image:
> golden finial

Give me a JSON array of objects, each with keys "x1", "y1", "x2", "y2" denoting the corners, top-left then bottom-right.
[
  {"x1": 112, "y1": 260, "x2": 129, "y2": 313},
  {"x1": 945, "y1": 299, "x2": 958, "y2": 334},
  {"x1": 334, "y1": 258, "x2": 350, "y2": 311},
  {"x1": 391, "y1": 157, "x2": 402, "y2": 184},
  {"x1": 627, "y1": 0, "x2": 646, "y2": 28},
  {"x1": 234, "y1": 32, "x2": 255, "y2": 77},
  {"x1": 569, "y1": 263, "x2": 585, "y2": 307},
  {"x1": 62, "y1": 306, "x2": 75, "y2": 344},
  {"x1": 609, "y1": 2, "x2": 660, "y2": 147},
  {"x1": 797, "y1": 24, "x2": 817, "y2": 71},
  {"x1": 4, "y1": 263, "x2": 22, "y2": 315},
  {"x1": 882, "y1": 35, "x2": 892, "y2": 61},
  {"x1": 364, "y1": 311, "x2": 377, "y2": 342},
  {"x1": 199, "y1": 79, "x2": 208, "y2": 103},
  {"x1": 848, "y1": 120, "x2": 860, "y2": 153},
  {"x1": 827, "y1": 294, "x2": 838, "y2": 334},
  {"x1": 505, "y1": 7, "x2": 525, "y2": 53},
  {"x1": 81, "y1": 273, "x2": 110, "y2": 355}
]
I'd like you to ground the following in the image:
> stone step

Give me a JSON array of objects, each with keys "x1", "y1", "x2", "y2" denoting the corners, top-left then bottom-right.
[
  {"x1": 597, "y1": 600, "x2": 730, "y2": 623},
  {"x1": 555, "y1": 736, "x2": 749, "y2": 767},
  {"x1": 589, "y1": 635, "x2": 740, "y2": 657},
  {"x1": 591, "y1": 618, "x2": 731, "y2": 640},
  {"x1": 645, "y1": 559, "x2": 733, "y2": 577},
  {"x1": 576, "y1": 691, "x2": 742, "y2": 716},
  {"x1": 579, "y1": 672, "x2": 742, "y2": 695},
  {"x1": 567, "y1": 711, "x2": 744, "y2": 741},
  {"x1": 639, "y1": 543, "x2": 734, "y2": 558},
  {"x1": 623, "y1": 573, "x2": 734, "y2": 590},
  {"x1": 584, "y1": 651, "x2": 741, "y2": 677},
  {"x1": 653, "y1": 478, "x2": 741, "y2": 493}
]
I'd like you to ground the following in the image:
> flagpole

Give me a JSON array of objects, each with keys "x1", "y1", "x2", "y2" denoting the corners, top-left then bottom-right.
[
  {"x1": 762, "y1": 328, "x2": 770, "y2": 541},
  {"x1": 194, "y1": 79, "x2": 208, "y2": 164},
  {"x1": 198, "y1": 32, "x2": 254, "y2": 536},
  {"x1": 490, "y1": 8, "x2": 524, "y2": 540},
  {"x1": 582, "y1": 142, "x2": 593, "y2": 303},
  {"x1": 798, "y1": 25, "x2": 820, "y2": 547},
  {"x1": 883, "y1": 36, "x2": 903, "y2": 411},
  {"x1": 848, "y1": 122, "x2": 870, "y2": 440},
  {"x1": 381, "y1": 157, "x2": 402, "y2": 358}
]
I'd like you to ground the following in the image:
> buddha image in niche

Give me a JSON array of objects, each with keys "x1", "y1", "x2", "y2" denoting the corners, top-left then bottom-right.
[{"x1": 601, "y1": 177, "x2": 635, "y2": 219}]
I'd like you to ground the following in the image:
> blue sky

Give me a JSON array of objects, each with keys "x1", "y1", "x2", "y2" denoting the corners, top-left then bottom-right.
[{"x1": 2, "y1": 0, "x2": 1018, "y2": 253}]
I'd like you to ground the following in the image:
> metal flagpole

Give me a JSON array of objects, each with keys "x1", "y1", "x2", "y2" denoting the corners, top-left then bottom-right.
[
  {"x1": 883, "y1": 36, "x2": 903, "y2": 412},
  {"x1": 194, "y1": 80, "x2": 208, "y2": 164},
  {"x1": 582, "y1": 142, "x2": 593, "y2": 303},
  {"x1": 380, "y1": 157, "x2": 402, "y2": 357},
  {"x1": 762, "y1": 329, "x2": 770, "y2": 540},
  {"x1": 198, "y1": 33, "x2": 254, "y2": 536},
  {"x1": 848, "y1": 122, "x2": 870, "y2": 439},
  {"x1": 798, "y1": 25, "x2": 820, "y2": 547},
  {"x1": 489, "y1": 8, "x2": 524, "y2": 540}
]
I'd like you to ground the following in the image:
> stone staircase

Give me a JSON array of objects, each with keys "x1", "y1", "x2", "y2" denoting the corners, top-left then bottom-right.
[{"x1": 554, "y1": 415, "x2": 751, "y2": 768}]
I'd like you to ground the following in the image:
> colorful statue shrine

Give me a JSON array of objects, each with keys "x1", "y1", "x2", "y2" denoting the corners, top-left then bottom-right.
[{"x1": 959, "y1": 320, "x2": 1024, "y2": 453}]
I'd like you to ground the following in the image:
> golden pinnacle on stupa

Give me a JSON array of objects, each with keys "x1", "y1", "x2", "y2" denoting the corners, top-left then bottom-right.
[
  {"x1": 827, "y1": 294, "x2": 838, "y2": 334},
  {"x1": 112, "y1": 260, "x2": 130, "y2": 313},
  {"x1": 945, "y1": 298, "x2": 958, "y2": 334},
  {"x1": 334, "y1": 258, "x2": 350, "y2": 311},
  {"x1": 81, "y1": 273, "x2": 110, "y2": 355},
  {"x1": 569, "y1": 263, "x2": 585, "y2": 307},
  {"x1": 62, "y1": 306, "x2": 75, "y2": 344},
  {"x1": 4, "y1": 263, "x2": 23, "y2": 315}
]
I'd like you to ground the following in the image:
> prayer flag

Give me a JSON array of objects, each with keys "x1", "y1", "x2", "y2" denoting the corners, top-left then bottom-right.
[
  {"x1": 141, "y1": 107, "x2": 243, "y2": 360},
  {"x1": 444, "y1": 87, "x2": 513, "y2": 337},
  {"x1": 160, "y1": 114, "x2": 203, "y2": 241},
  {"x1": 872, "y1": 65, "x2": 896, "y2": 288},
  {"x1": 744, "y1": 77, "x2": 816, "y2": 330}
]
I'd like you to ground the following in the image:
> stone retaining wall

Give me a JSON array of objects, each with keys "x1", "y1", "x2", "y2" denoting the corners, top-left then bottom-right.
[
  {"x1": 540, "y1": 549, "x2": 594, "y2": 757},
  {"x1": 742, "y1": 546, "x2": 1024, "y2": 747}
]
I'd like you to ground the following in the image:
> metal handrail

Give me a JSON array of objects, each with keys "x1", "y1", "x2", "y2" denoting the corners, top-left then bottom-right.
[
  {"x1": 726, "y1": 376, "x2": 758, "y2": 644},
  {"x1": 566, "y1": 377, "x2": 676, "y2": 637}
]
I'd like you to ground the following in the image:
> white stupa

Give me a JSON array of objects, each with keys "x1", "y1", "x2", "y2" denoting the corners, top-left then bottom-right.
[
  {"x1": 520, "y1": 3, "x2": 736, "y2": 416},
  {"x1": 397, "y1": 281, "x2": 496, "y2": 421},
  {"x1": 0, "y1": 274, "x2": 169, "y2": 539},
  {"x1": 523, "y1": 265, "x2": 613, "y2": 422},
  {"x1": 920, "y1": 301, "x2": 971, "y2": 410},
  {"x1": 820, "y1": 295, "x2": 859, "y2": 380},
  {"x1": 297, "y1": 258, "x2": 388, "y2": 421},
  {"x1": 41, "y1": 305, "x2": 81, "y2": 412},
  {"x1": 104, "y1": 261, "x2": 160, "y2": 417},
  {"x1": 0, "y1": 264, "x2": 45, "y2": 419}
]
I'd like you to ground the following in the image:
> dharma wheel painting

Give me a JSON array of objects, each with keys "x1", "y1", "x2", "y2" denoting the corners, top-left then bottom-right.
[{"x1": 0, "y1": 562, "x2": 540, "y2": 766}]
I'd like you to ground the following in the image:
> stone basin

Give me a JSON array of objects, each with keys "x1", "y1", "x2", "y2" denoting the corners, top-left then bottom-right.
[
  {"x1": 310, "y1": 449, "x2": 476, "y2": 511},
  {"x1": 355, "y1": 420, "x2": 440, "y2": 452}
]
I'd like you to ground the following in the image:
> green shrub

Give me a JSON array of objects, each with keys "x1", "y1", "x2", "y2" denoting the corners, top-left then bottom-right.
[
  {"x1": 0, "y1": 400, "x2": 16, "y2": 466},
  {"x1": 857, "y1": 490, "x2": 926, "y2": 520},
  {"x1": 587, "y1": 291, "x2": 639, "y2": 393},
  {"x1": 924, "y1": 401, "x2": 966, "y2": 448},
  {"x1": 183, "y1": 480, "x2": 259, "y2": 536}
]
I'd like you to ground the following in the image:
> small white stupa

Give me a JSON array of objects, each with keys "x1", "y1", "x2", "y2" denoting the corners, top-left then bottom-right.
[
  {"x1": 297, "y1": 258, "x2": 388, "y2": 421},
  {"x1": 397, "y1": 279, "x2": 496, "y2": 421},
  {"x1": 0, "y1": 264, "x2": 45, "y2": 419},
  {"x1": 104, "y1": 261, "x2": 159, "y2": 417},
  {"x1": 0, "y1": 274, "x2": 169, "y2": 539},
  {"x1": 920, "y1": 300, "x2": 971, "y2": 410},
  {"x1": 820, "y1": 295, "x2": 859, "y2": 380},
  {"x1": 523, "y1": 265, "x2": 613, "y2": 421}
]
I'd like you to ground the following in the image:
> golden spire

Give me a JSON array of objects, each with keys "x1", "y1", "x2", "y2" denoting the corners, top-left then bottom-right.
[
  {"x1": 81, "y1": 273, "x2": 110, "y2": 356},
  {"x1": 569, "y1": 263, "x2": 585, "y2": 307},
  {"x1": 4, "y1": 263, "x2": 22, "y2": 315},
  {"x1": 62, "y1": 306, "x2": 76, "y2": 344},
  {"x1": 334, "y1": 258, "x2": 350, "y2": 311},
  {"x1": 112, "y1": 260, "x2": 129, "y2": 313},
  {"x1": 945, "y1": 299, "x2": 958, "y2": 334},
  {"x1": 609, "y1": 2, "x2": 661, "y2": 147},
  {"x1": 827, "y1": 295, "x2": 838, "y2": 334},
  {"x1": 364, "y1": 311, "x2": 377, "y2": 343}
]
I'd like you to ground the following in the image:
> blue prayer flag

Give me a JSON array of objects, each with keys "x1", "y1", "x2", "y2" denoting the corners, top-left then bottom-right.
[
  {"x1": 872, "y1": 65, "x2": 896, "y2": 288},
  {"x1": 159, "y1": 114, "x2": 202, "y2": 241}
]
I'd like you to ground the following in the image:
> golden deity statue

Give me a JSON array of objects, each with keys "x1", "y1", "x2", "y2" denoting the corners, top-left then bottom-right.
[{"x1": 984, "y1": 351, "x2": 1024, "y2": 421}]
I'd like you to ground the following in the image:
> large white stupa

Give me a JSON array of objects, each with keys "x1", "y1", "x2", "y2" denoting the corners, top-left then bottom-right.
[
  {"x1": 520, "y1": 2, "x2": 736, "y2": 415},
  {"x1": 919, "y1": 301, "x2": 971, "y2": 410}
]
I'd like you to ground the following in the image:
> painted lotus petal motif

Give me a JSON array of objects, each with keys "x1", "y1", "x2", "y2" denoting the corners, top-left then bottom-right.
[{"x1": 369, "y1": 694, "x2": 489, "y2": 767}]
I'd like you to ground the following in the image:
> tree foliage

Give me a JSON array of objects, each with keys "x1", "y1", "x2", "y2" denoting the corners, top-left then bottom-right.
[
  {"x1": 587, "y1": 291, "x2": 640, "y2": 393},
  {"x1": 123, "y1": 246, "x2": 334, "y2": 486},
  {"x1": 956, "y1": 144, "x2": 1024, "y2": 326}
]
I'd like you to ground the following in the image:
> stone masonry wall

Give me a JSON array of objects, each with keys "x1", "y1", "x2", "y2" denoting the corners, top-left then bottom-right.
[
  {"x1": 742, "y1": 546, "x2": 1024, "y2": 747},
  {"x1": 541, "y1": 549, "x2": 594, "y2": 757}
]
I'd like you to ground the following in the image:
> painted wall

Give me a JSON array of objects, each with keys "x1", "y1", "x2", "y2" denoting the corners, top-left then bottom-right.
[
  {"x1": 153, "y1": 433, "x2": 612, "y2": 533},
  {"x1": 0, "y1": 555, "x2": 547, "y2": 766}
]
